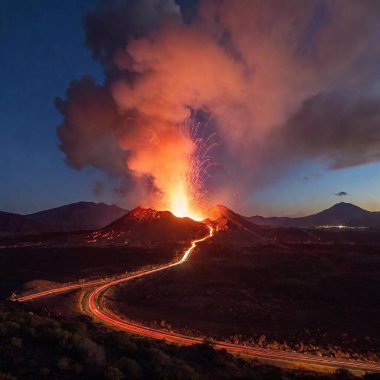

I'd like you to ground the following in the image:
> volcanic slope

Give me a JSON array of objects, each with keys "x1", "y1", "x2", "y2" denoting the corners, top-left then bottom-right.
[
  {"x1": 0, "y1": 211, "x2": 53, "y2": 236},
  {"x1": 207, "y1": 205, "x2": 267, "y2": 245},
  {"x1": 92, "y1": 206, "x2": 209, "y2": 245},
  {"x1": 207, "y1": 205, "x2": 322, "y2": 246}
]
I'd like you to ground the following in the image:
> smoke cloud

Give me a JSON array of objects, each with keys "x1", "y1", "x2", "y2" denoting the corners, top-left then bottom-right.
[
  {"x1": 57, "y1": 0, "x2": 380, "y2": 210},
  {"x1": 335, "y1": 191, "x2": 348, "y2": 197}
]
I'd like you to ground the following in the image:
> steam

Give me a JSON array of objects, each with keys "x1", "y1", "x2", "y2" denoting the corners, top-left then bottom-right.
[{"x1": 57, "y1": 0, "x2": 380, "y2": 210}]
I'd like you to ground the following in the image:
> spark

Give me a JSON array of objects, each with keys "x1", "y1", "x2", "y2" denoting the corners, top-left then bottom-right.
[{"x1": 168, "y1": 113, "x2": 217, "y2": 221}]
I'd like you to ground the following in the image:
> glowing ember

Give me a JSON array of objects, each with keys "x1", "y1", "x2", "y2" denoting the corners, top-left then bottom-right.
[
  {"x1": 167, "y1": 116, "x2": 216, "y2": 221},
  {"x1": 128, "y1": 114, "x2": 215, "y2": 221}
]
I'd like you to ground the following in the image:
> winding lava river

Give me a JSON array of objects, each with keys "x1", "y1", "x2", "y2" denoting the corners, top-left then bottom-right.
[{"x1": 15, "y1": 225, "x2": 380, "y2": 374}]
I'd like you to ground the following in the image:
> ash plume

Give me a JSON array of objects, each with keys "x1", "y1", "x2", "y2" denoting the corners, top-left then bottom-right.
[{"x1": 57, "y1": 0, "x2": 380, "y2": 210}]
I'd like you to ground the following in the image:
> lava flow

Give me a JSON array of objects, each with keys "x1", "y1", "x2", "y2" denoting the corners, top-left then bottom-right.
[
  {"x1": 85, "y1": 225, "x2": 215, "y2": 336},
  {"x1": 15, "y1": 225, "x2": 214, "y2": 303},
  {"x1": 178, "y1": 225, "x2": 214, "y2": 263}
]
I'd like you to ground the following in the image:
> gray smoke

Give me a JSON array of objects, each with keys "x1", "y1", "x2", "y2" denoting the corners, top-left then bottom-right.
[{"x1": 57, "y1": 0, "x2": 380, "y2": 209}]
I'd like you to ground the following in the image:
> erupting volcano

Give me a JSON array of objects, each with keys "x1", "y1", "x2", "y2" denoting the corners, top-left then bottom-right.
[
  {"x1": 91, "y1": 205, "x2": 209, "y2": 246},
  {"x1": 125, "y1": 116, "x2": 216, "y2": 221},
  {"x1": 4, "y1": 0, "x2": 380, "y2": 378}
]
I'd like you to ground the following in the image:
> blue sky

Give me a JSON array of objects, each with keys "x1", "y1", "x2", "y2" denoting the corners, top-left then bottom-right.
[
  {"x1": 249, "y1": 161, "x2": 380, "y2": 217},
  {"x1": 0, "y1": 0, "x2": 109, "y2": 214},
  {"x1": 0, "y1": 0, "x2": 379, "y2": 216}
]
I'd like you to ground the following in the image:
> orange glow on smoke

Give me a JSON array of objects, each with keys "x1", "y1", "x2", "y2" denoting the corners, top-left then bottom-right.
[
  {"x1": 159, "y1": 138, "x2": 206, "y2": 221},
  {"x1": 125, "y1": 123, "x2": 207, "y2": 221}
]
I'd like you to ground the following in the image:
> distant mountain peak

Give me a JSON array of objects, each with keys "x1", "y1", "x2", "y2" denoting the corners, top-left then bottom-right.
[
  {"x1": 328, "y1": 202, "x2": 367, "y2": 211},
  {"x1": 246, "y1": 202, "x2": 377, "y2": 228},
  {"x1": 27, "y1": 202, "x2": 128, "y2": 231},
  {"x1": 0, "y1": 211, "x2": 54, "y2": 236},
  {"x1": 316, "y1": 202, "x2": 369, "y2": 218}
]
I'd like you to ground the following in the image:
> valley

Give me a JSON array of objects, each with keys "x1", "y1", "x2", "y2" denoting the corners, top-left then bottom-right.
[{"x1": 2, "y1": 202, "x2": 380, "y2": 377}]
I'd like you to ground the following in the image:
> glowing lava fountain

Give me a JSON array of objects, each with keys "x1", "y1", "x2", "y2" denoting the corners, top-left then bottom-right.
[{"x1": 167, "y1": 116, "x2": 216, "y2": 221}]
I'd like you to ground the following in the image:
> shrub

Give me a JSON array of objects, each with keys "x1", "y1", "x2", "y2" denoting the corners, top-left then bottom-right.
[
  {"x1": 116, "y1": 357, "x2": 143, "y2": 379},
  {"x1": 104, "y1": 366, "x2": 124, "y2": 380}
]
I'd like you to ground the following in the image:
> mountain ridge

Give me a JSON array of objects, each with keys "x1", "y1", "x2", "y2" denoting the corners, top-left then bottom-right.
[
  {"x1": 2, "y1": 201, "x2": 379, "y2": 237},
  {"x1": 246, "y1": 202, "x2": 380, "y2": 228},
  {"x1": 0, "y1": 211, "x2": 54, "y2": 236},
  {"x1": 27, "y1": 201, "x2": 128, "y2": 231}
]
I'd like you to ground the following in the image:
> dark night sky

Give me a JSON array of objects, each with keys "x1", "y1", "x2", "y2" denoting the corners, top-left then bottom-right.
[
  {"x1": 0, "y1": 0, "x2": 108, "y2": 214},
  {"x1": 1, "y1": 0, "x2": 379, "y2": 217}
]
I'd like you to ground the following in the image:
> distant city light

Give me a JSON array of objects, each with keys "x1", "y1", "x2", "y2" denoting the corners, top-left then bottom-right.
[{"x1": 316, "y1": 225, "x2": 367, "y2": 230}]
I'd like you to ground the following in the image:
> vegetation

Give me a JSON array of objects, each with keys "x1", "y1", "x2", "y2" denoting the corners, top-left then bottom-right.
[
  {"x1": 107, "y1": 241, "x2": 380, "y2": 362},
  {"x1": 1, "y1": 301, "x2": 379, "y2": 380}
]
